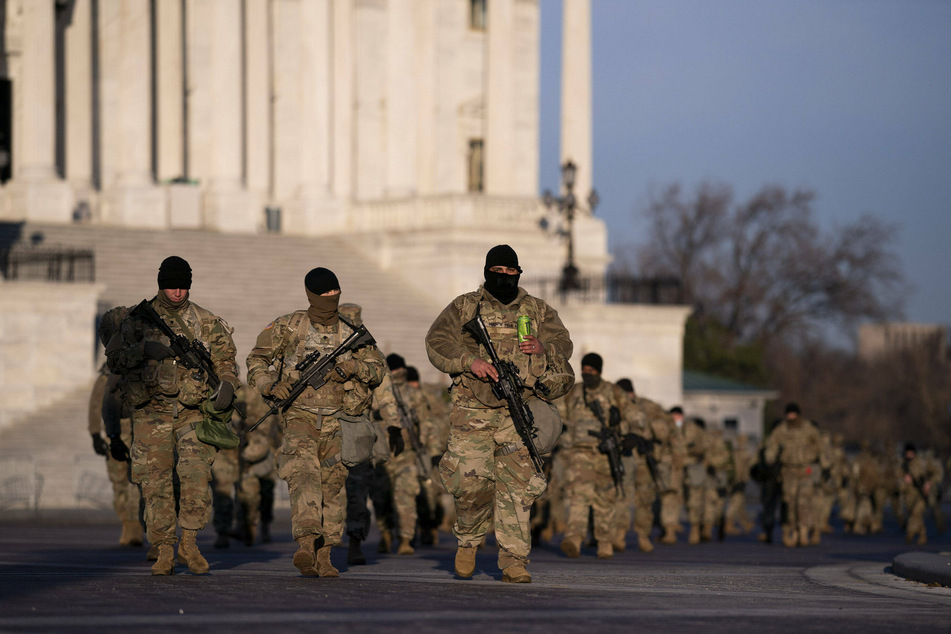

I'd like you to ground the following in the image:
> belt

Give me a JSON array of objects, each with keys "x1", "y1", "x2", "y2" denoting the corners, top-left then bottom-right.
[
  {"x1": 495, "y1": 443, "x2": 520, "y2": 457},
  {"x1": 175, "y1": 422, "x2": 196, "y2": 442},
  {"x1": 321, "y1": 453, "x2": 342, "y2": 469}
]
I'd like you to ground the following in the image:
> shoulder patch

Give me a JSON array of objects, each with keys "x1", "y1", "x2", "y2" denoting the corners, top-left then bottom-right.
[{"x1": 264, "y1": 321, "x2": 275, "y2": 330}]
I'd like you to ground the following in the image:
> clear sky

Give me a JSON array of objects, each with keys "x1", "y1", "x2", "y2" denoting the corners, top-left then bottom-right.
[{"x1": 539, "y1": 0, "x2": 951, "y2": 327}]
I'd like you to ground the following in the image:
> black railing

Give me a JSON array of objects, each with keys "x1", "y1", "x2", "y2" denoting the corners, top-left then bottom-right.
[
  {"x1": 521, "y1": 274, "x2": 682, "y2": 305},
  {"x1": 0, "y1": 247, "x2": 95, "y2": 282}
]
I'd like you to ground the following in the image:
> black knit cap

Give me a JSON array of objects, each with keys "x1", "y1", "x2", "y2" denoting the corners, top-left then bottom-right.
[
  {"x1": 581, "y1": 352, "x2": 603, "y2": 374},
  {"x1": 157, "y1": 256, "x2": 192, "y2": 290},
  {"x1": 484, "y1": 244, "x2": 522, "y2": 273},
  {"x1": 386, "y1": 353, "x2": 406, "y2": 371},
  {"x1": 785, "y1": 402, "x2": 801, "y2": 415},
  {"x1": 304, "y1": 267, "x2": 340, "y2": 294},
  {"x1": 406, "y1": 366, "x2": 420, "y2": 383},
  {"x1": 616, "y1": 378, "x2": 634, "y2": 394}
]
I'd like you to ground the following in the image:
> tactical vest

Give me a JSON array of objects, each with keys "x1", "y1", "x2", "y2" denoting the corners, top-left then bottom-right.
[
  {"x1": 277, "y1": 311, "x2": 358, "y2": 411},
  {"x1": 564, "y1": 382, "x2": 621, "y2": 449}
]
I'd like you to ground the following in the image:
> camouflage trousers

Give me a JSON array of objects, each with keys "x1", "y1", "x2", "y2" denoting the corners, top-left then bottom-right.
[
  {"x1": 685, "y1": 481, "x2": 720, "y2": 530},
  {"x1": 724, "y1": 484, "x2": 753, "y2": 532},
  {"x1": 656, "y1": 462, "x2": 684, "y2": 531},
  {"x1": 563, "y1": 448, "x2": 617, "y2": 545},
  {"x1": 131, "y1": 398, "x2": 216, "y2": 547},
  {"x1": 779, "y1": 466, "x2": 817, "y2": 532},
  {"x1": 614, "y1": 456, "x2": 656, "y2": 539},
  {"x1": 439, "y1": 406, "x2": 546, "y2": 569},
  {"x1": 106, "y1": 417, "x2": 141, "y2": 526},
  {"x1": 386, "y1": 450, "x2": 422, "y2": 541},
  {"x1": 278, "y1": 411, "x2": 347, "y2": 545},
  {"x1": 904, "y1": 488, "x2": 927, "y2": 540},
  {"x1": 851, "y1": 491, "x2": 877, "y2": 535}
]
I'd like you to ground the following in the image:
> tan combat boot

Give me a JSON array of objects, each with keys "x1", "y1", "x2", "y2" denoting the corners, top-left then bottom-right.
[
  {"x1": 119, "y1": 521, "x2": 144, "y2": 547},
  {"x1": 150, "y1": 544, "x2": 175, "y2": 576},
  {"x1": 316, "y1": 545, "x2": 339, "y2": 578},
  {"x1": 146, "y1": 544, "x2": 160, "y2": 561},
  {"x1": 701, "y1": 524, "x2": 713, "y2": 542},
  {"x1": 612, "y1": 530, "x2": 627, "y2": 553},
  {"x1": 688, "y1": 525, "x2": 700, "y2": 545},
  {"x1": 809, "y1": 528, "x2": 821, "y2": 546},
  {"x1": 377, "y1": 530, "x2": 392, "y2": 554},
  {"x1": 293, "y1": 536, "x2": 318, "y2": 576},
  {"x1": 916, "y1": 530, "x2": 927, "y2": 546},
  {"x1": 454, "y1": 545, "x2": 477, "y2": 578},
  {"x1": 244, "y1": 523, "x2": 257, "y2": 547},
  {"x1": 559, "y1": 535, "x2": 581, "y2": 558},
  {"x1": 178, "y1": 529, "x2": 209, "y2": 574},
  {"x1": 596, "y1": 541, "x2": 614, "y2": 559},
  {"x1": 781, "y1": 527, "x2": 798, "y2": 548},
  {"x1": 637, "y1": 534, "x2": 654, "y2": 553},
  {"x1": 661, "y1": 526, "x2": 677, "y2": 545},
  {"x1": 397, "y1": 538, "x2": 415, "y2": 555},
  {"x1": 502, "y1": 563, "x2": 532, "y2": 583}
]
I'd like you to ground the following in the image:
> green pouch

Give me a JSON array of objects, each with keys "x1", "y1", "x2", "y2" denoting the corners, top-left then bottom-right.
[{"x1": 197, "y1": 399, "x2": 241, "y2": 450}]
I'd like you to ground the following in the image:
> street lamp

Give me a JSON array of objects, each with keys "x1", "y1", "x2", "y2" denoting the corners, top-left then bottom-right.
[{"x1": 542, "y1": 160, "x2": 598, "y2": 291}]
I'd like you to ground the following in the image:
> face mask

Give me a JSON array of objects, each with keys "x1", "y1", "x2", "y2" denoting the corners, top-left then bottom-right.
[
  {"x1": 306, "y1": 290, "x2": 340, "y2": 326},
  {"x1": 157, "y1": 290, "x2": 189, "y2": 311},
  {"x1": 674, "y1": 418, "x2": 683, "y2": 429},
  {"x1": 484, "y1": 270, "x2": 520, "y2": 305},
  {"x1": 582, "y1": 374, "x2": 601, "y2": 390}
]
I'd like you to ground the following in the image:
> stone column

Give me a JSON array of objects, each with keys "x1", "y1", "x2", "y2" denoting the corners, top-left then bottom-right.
[
  {"x1": 98, "y1": 0, "x2": 165, "y2": 228},
  {"x1": 64, "y1": 0, "x2": 94, "y2": 209},
  {"x1": 244, "y1": 0, "x2": 270, "y2": 205},
  {"x1": 512, "y1": 0, "x2": 540, "y2": 196},
  {"x1": 353, "y1": 0, "x2": 386, "y2": 201},
  {"x1": 3, "y1": 0, "x2": 73, "y2": 222},
  {"x1": 330, "y1": 0, "x2": 353, "y2": 202},
  {"x1": 560, "y1": 0, "x2": 592, "y2": 208},
  {"x1": 289, "y1": 0, "x2": 342, "y2": 234},
  {"x1": 385, "y1": 0, "x2": 415, "y2": 198},
  {"x1": 155, "y1": 0, "x2": 183, "y2": 183},
  {"x1": 485, "y1": 0, "x2": 516, "y2": 196},
  {"x1": 270, "y1": 0, "x2": 301, "y2": 207},
  {"x1": 190, "y1": 0, "x2": 257, "y2": 233},
  {"x1": 414, "y1": 0, "x2": 436, "y2": 195}
]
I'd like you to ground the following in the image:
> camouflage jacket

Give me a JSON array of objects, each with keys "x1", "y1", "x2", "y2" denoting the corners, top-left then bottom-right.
[
  {"x1": 246, "y1": 310, "x2": 385, "y2": 416},
  {"x1": 558, "y1": 380, "x2": 640, "y2": 450},
  {"x1": 373, "y1": 371, "x2": 441, "y2": 458},
  {"x1": 425, "y1": 286, "x2": 573, "y2": 409},
  {"x1": 106, "y1": 296, "x2": 238, "y2": 408},
  {"x1": 764, "y1": 418, "x2": 828, "y2": 468}
]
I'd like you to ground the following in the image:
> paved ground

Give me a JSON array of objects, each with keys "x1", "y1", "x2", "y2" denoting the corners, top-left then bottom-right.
[{"x1": 1, "y1": 510, "x2": 949, "y2": 633}]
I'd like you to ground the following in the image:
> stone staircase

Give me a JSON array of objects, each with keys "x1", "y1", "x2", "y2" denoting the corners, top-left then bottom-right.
[{"x1": 0, "y1": 222, "x2": 447, "y2": 509}]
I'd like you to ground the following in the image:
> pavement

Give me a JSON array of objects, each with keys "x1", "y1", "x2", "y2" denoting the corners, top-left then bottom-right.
[{"x1": 1, "y1": 508, "x2": 950, "y2": 633}]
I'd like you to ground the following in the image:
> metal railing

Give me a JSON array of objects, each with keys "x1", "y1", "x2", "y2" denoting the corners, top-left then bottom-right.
[
  {"x1": 521, "y1": 274, "x2": 683, "y2": 306},
  {"x1": 0, "y1": 246, "x2": 95, "y2": 282}
]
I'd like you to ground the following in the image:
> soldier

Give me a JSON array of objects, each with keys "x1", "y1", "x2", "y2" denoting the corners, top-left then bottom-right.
[
  {"x1": 657, "y1": 406, "x2": 687, "y2": 545},
  {"x1": 407, "y1": 365, "x2": 450, "y2": 546},
  {"x1": 764, "y1": 403, "x2": 829, "y2": 547},
  {"x1": 558, "y1": 353, "x2": 638, "y2": 559},
  {"x1": 723, "y1": 434, "x2": 755, "y2": 536},
  {"x1": 247, "y1": 268, "x2": 385, "y2": 577},
  {"x1": 751, "y1": 419, "x2": 783, "y2": 543},
  {"x1": 105, "y1": 256, "x2": 239, "y2": 575},
  {"x1": 901, "y1": 444, "x2": 942, "y2": 545},
  {"x1": 425, "y1": 245, "x2": 573, "y2": 583},
  {"x1": 680, "y1": 413, "x2": 716, "y2": 545},
  {"x1": 849, "y1": 441, "x2": 882, "y2": 536},
  {"x1": 89, "y1": 361, "x2": 143, "y2": 547}
]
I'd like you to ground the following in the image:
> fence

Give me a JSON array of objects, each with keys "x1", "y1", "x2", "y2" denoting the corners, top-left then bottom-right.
[
  {"x1": 0, "y1": 246, "x2": 95, "y2": 282},
  {"x1": 521, "y1": 274, "x2": 683, "y2": 306}
]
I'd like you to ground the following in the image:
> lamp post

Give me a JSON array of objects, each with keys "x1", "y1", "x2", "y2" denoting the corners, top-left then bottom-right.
[{"x1": 543, "y1": 160, "x2": 598, "y2": 291}]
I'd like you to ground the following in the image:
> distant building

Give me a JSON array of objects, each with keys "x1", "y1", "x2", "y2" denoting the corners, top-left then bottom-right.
[
  {"x1": 858, "y1": 323, "x2": 947, "y2": 361},
  {"x1": 681, "y1": 370, "x2": 777, "y2": 442}
]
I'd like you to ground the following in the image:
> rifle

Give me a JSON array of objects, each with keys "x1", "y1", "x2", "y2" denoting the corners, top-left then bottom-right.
[
  {"x1": 390, "y1": 382, "x2": 432, "y2": 480},
  {"x1": 462, "y1": 306, "x2": 544, "y2": 476},
  {"x1": 247, "y1": 321, "x2": 377, "y2": 432},
  {"x1": 586, "y1": 400, "x2": 626, "y2": 492},
  {"x1": 131, "y1": 299, "x2": 245, "y2": 419}
]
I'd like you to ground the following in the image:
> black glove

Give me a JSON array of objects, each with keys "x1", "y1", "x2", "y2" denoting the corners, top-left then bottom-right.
[
  {"x1": 388, "y1": 427, "x2": 405, "y2": 456},
  {"x1": 621, "y1": 433, "x2": 640, "y2": 455},
  {"x1": 212, "y1": 380, "x2": 234, "y2": 411},
  {"x1": 707, "y1": 465, "x2": 717, "y2": 477},
  {"x1": 91, "y1": 433, "x2": 109, "y2": 456},
  {"x1": 431, "y1": 454, "x2": 442, "y2": 468},
  {"x1": 109, "y1": 435, "x2": 130, "y2": 462},
  {"x1": 143, "y1": 340, "x2": 174, "y2": 360}
]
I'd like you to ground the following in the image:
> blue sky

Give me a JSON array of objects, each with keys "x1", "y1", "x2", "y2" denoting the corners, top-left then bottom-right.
[{"x1": 539, "y1": 0, "x2": 951, "y2": 326}]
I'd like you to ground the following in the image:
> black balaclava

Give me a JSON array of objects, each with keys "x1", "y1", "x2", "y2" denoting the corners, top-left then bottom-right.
[
  {"x1": 581, "y1": 352, "x2": 603, "y2": 390},
  {"x1": 304, "y1": 267, "x2": 341, "y2": 326},
  {"x1": 483, "y1": 244, "x2": 522, "y2": 305},
  {"x1": 156, "y1": 256, "x2": 191, "y2": 310}
]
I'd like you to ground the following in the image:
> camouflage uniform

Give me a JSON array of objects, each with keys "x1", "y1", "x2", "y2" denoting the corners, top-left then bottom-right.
[
  {"x1": 723, "y1": 435, "x2": 755, "y2": 536},
  {"x1": 558, "y1": 378, "x2": 638, "y2": 558},
  {"x1": 426, "y1": 285, "x2": 572, "y2": 578},
  {"x1": 106, "y1": 294, "x2": 238, "y2": 572},
  {"x1": 414, "y1": 380, "x2": 451, "y2": 544},
  {"x1": 246, "y1": 308, "x2": 385, "y2": 573},
  {"x1": 680, "y1": 419, "x2": 715, "y2": 544},
  {"x1": 901, "y1": 449, "x2": 943, "y2": 545},
  {"x1": 764, "y1": 414, "x2": 829, "y2": 547},
  {"x1": 849, "y1": 443, "x2": 882, "y2": 535},
  {"x1": 829, "y1": 435, "x2": 854, "y2": 532},
  {"x1": 704, "y1": 429, "x2": 731, "y2": 541},
  {"x1": 88, "y1": 367, "x2": 143, "y2": 546}
]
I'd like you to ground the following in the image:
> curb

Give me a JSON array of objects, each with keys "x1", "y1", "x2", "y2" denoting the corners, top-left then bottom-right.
[{"x1": 892, "y1": 551, "x2": 951, "y2": 587}]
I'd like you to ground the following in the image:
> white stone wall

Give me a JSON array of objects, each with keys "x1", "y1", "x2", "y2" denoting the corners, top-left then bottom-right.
[
  {"x1": 0, "y1": 281, "x2": 103, "y2": 430},
  {"x1": 682, "y1": 392, "x2": 773, "y2": 443}
]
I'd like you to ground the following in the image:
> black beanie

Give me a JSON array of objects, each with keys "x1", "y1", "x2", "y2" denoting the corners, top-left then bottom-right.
[
  {"x1": 157, "y1": 256, "x2": 192, "y2": 290},
  {"x1": 386, "y1": 353, "x2": 406, "y2": 371},
  {"x1": 406, "y1": 366, "x2": 420, "y2": 383},
  {"x1": 616, "y1": 378, "x2": 634, "y2": 394},
  {"x1": 581, "y1": 352, "x2": 603, "y2": 374},
  {"x1": 305, "y1": 268, "x2": 340, "y2": 294},
  {"x1": 785, "y1": 402, "x2": 801, "y2": 415},
  {"x1": 484, "y1": 245, "x2": 522, "y2": 273}
]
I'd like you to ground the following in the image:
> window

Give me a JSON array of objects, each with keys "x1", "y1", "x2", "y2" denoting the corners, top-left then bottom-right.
[
  {"x1": 467, "y1": 139, "x2": 484, "y2": 193},
  {"x1": 470, "y1": 0, "x2": 487, "y2": 31},
  {"x1": 724, "y1": 418, "x2": 739, "y2": 432}
]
